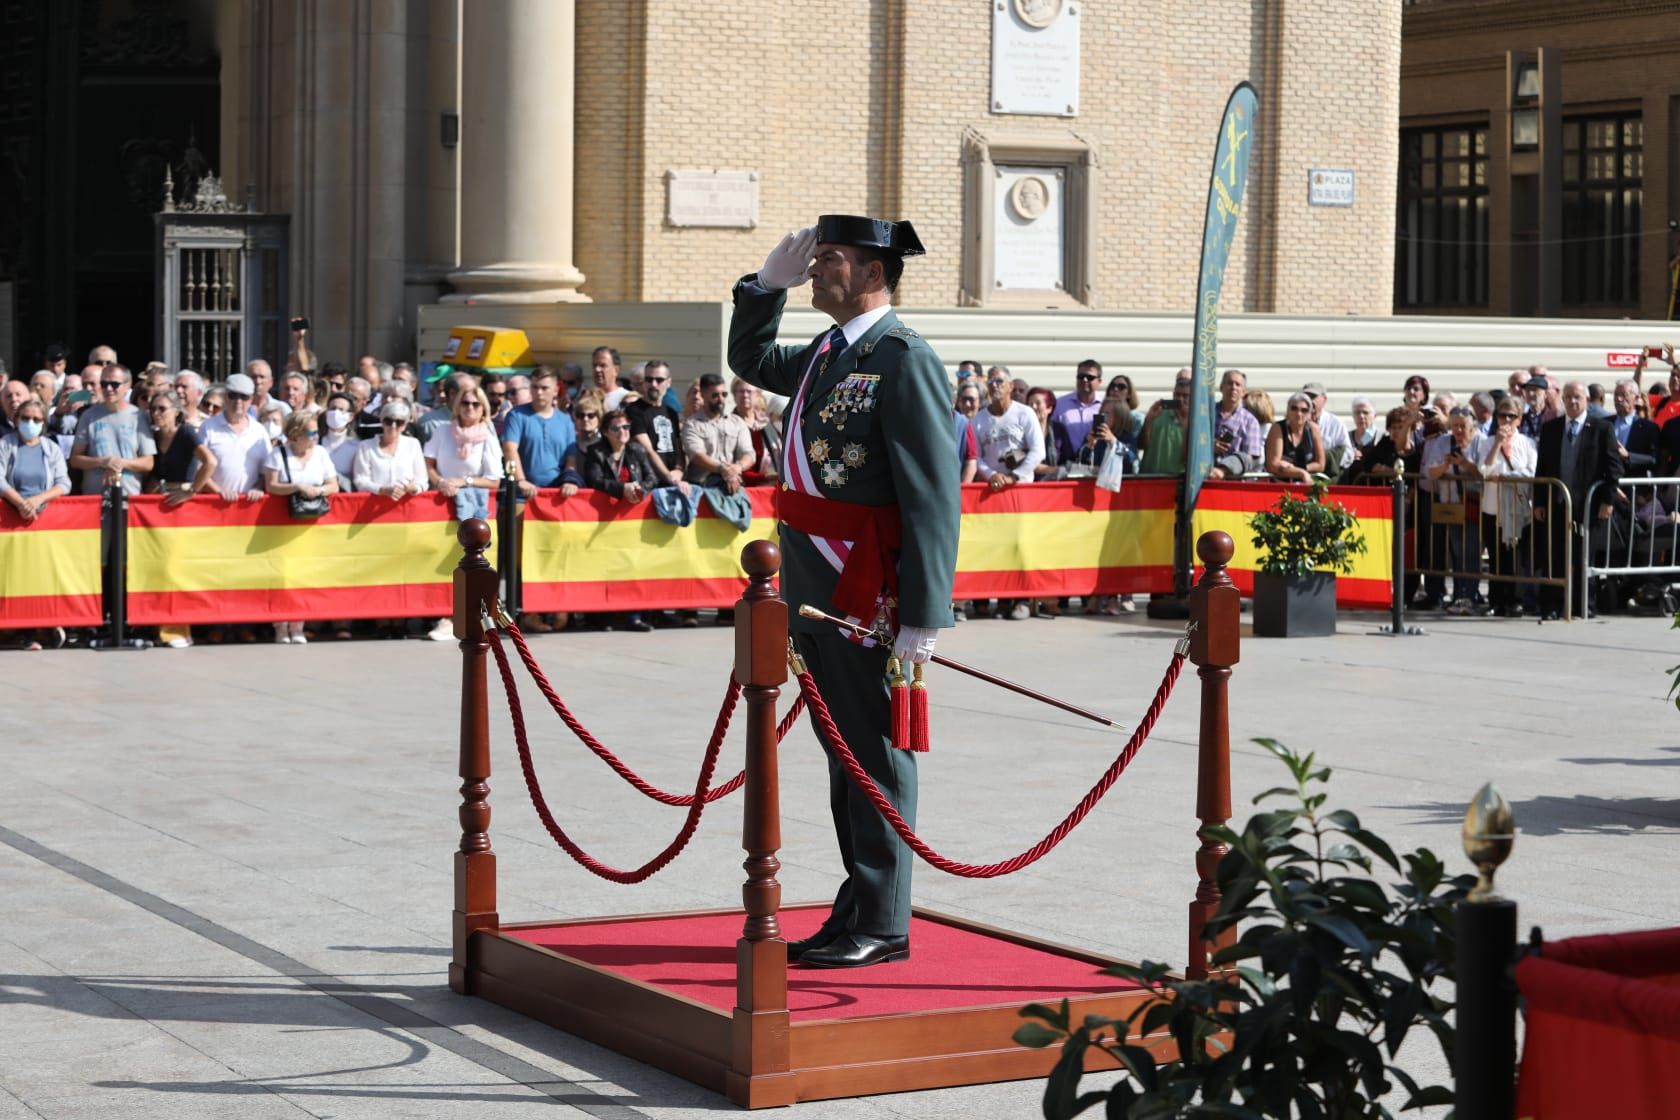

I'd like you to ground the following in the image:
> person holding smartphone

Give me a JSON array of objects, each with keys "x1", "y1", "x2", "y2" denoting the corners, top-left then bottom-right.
[{"x1": 1138, "y1": 373, "x2": 1193, "y2": 476}]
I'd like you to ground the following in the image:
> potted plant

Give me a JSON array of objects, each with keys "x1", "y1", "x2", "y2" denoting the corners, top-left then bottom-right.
[
  {"x1": 1248, "y1": 479, "x2": 1366, "y2": 637},
  {"x1": 1016, "y1": 740, "x2": 1471, "y2": 1119}
]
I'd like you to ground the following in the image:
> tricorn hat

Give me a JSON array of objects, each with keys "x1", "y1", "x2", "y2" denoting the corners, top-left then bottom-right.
[{"x1": 815, "y1": 214, "x2": 925, "y2": 257}]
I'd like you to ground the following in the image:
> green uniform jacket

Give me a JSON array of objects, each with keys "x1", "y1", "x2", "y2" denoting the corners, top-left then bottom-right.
[{"x1": 728, "y1": 276, "x2": 959, "y2": 633}]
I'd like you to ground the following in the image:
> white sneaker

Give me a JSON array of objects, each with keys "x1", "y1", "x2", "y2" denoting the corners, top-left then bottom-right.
[
  {"x1": 428, "y1": 620, "x2": 455, "y2": 642},
  {"x1": 291, "y1": 633, "x2": 309, "y2": 645},
  {"x1": 1008, "y1": 601, "x2": 1031, "y2": 621},
  {"x1": 1118, "y1": 596, "x2": 1137, "y2": 613},
  {"x1": 276, "y1": 635, "x2": 293, "y2": 644},
  {"x1": 164, "y1": 637, "x2": 193, "y2": 649}
]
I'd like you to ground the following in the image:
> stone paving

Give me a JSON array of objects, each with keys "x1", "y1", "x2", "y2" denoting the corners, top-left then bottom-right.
[{"x1": 3, "y1": 606, "x2": 1678, "y2": 1118}]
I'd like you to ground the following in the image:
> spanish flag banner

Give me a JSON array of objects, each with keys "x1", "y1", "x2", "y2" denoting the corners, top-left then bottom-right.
[
  {"x1": 126, "y1": 493, "x2": 492, "y2": 624},
  {"x1": 520, "y1": 480, "x2": 1180, "y2": 612},
  {"x1": 1190, "y1": 480, "x2": 1393, "y2": 608},
  {"x1": 520, "y1": 488, "x2": 779, "y2": 612},
  {"x1": 0, "y1": 496, "x2": 103, "y2": 629},
  {"x1": 953, "y1": 479, "x2": 1177, "y2": 599}
]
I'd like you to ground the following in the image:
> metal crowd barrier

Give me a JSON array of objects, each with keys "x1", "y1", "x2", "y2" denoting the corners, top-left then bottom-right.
[
  {"x1": 1581, "y1": 475, "x2": 1680, "y2": 619},
  {"x1": 1402, "y1": 470, "x2": 1574, "y2": 621}
]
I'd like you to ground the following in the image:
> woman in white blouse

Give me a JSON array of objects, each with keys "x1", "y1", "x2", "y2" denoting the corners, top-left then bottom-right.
[
  {"x1": 1478, "y1": 399, "x2": 1539, "y2": 617},
  {"x1": 263, "y1": 411, "x2": 340, "y2": 644},
  {"x1": 422, "y1": 384, "x2": 502, "y2": 641},
  {"x1": 353, "y1": 400, "x2": 428, "y2": 497},
  {"x1": 423, "y1": 384, "x2": 503, "y2": 517}
]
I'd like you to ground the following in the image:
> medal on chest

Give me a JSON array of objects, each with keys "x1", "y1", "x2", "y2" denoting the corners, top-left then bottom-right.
[{"x1": 818, "y1": 373, "x2": 881, "y2": 431}]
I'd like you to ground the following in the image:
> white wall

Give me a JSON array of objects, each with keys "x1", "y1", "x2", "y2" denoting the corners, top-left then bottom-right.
[{"x1": 418, "y1": 303, "x2": 1680, "y2": 413}]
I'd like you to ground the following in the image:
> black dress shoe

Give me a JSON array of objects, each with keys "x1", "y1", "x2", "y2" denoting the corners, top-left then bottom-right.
[
  {"x1": 785, "y1": 930, "x2": 840, "y2": 960},
  {"x1": 799, "y1": 933, "x2": 910, "y2": 969}
]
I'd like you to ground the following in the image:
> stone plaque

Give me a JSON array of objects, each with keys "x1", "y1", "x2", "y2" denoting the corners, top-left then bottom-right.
[
  {"x1": 993, "y1": 165, "x2": 1064, "y2": 290},
  {"x1": 991, "y1": 0, "x2": 1080, "y2": 117},
  {"x1": 666, "y1": 169, "x2": 760, "y2": 228}
]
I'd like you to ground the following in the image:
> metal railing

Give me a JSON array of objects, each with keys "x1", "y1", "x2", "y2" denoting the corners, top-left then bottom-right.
[
  {"x1": 1400, "y1": 470, "x2": 1574, "y2": 621},
  {"x1": 1581, "y1": 476, "x2": 1680, "y2": 619}
]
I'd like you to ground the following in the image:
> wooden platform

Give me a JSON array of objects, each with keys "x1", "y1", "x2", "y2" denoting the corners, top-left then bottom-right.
[
  {"x1": 446, "y1": 527, "x2": 1242, "y2": 1108},
  {"x1": 462, "y1": 904, "x2": 1174, "y2": 1106}
]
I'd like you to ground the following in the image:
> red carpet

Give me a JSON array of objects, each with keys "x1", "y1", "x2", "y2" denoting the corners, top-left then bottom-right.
[{"x1": 505, "y1": 906, "x2": 1139, "y2": 1020}]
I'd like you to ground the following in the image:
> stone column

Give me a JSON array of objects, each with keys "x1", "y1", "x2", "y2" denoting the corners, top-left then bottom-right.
[{"x1": 444, "y1": 0, "x2": 588, "y2": 303}]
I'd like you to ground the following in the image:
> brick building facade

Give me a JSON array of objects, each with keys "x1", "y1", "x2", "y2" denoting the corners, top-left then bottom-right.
[{"x1": 573, "y1": 0, "x2": 1401, "y2": 316}]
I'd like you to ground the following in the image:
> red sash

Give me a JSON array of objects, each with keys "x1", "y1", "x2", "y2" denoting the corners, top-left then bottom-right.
[{"x1": 777, "y1": 488, "x2": 902, "y2": 624}]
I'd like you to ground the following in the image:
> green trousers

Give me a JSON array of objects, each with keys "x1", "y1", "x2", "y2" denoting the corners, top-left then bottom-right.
[{"x1": 794, "y1": 630, "x2": 918, "y2": 939}]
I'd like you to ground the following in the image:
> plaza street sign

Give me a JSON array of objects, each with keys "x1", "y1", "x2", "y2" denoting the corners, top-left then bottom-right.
[{"x1": 1308, "y1": 168, "x2": 1356, "y2": 207}]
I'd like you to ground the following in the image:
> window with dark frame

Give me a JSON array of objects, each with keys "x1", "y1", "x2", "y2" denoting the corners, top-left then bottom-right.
[
  {"x1": 1396, "y1": 124, "x2": 1489, "y2": 309},
  {"x1": 1562, "y1": 113, "x2": 1642, "y2": 308}
]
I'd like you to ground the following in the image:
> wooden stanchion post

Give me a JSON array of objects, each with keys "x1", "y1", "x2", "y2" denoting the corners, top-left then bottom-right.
[
  {"x1": 1186, "y1": 530, "x2": 1240, "y2": 979},
  {"x1": 727, "y1": 540, "x2": 794, "y2": 1108},
  {"x1": 450, "y1": 518, "x2": 501, "y2": 994}
]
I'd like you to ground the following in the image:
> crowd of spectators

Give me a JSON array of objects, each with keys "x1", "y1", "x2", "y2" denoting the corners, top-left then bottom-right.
[
  {"x1": 947, "y1": 349, "x2": 1680, "y2": 621},
  {"x1": 5, "y1": 333, "x2": 1679, "y2": 649}
]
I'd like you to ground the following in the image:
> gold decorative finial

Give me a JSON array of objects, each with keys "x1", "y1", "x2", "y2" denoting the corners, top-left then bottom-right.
[{"x1": 1461, "y1": 782, "x2": 1515, "y2": 902}]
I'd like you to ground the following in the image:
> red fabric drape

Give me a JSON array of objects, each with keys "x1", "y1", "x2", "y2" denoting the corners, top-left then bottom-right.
[{"x1": 1516, "y1": 928, "x2": 1680, "y2": 1120}]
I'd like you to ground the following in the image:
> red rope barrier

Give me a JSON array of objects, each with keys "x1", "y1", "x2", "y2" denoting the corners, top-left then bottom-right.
[
  {"x1": 488, "y1": 630, "x2": 734, "y2": 883},
  {"x1": 494, "y1": 621, "x2": 805, "y2": 805},
  {"x1": 792, "y1": 652, "x2": 1187, "y2": 878}
]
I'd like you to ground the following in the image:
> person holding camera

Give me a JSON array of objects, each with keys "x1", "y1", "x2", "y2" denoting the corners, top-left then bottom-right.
[{"x1": 1138, "y1": 373, "x2": 1194, "y2": 476}]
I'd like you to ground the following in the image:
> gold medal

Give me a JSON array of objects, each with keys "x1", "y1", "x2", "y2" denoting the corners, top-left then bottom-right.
[{"x1": 807, "y1": 438, "x2": 830, "y2": 464}]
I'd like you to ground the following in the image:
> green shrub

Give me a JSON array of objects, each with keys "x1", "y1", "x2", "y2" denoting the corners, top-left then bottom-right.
[
  {"x1": 1017, "y1": 740, "x2": 1472, "y2": 1119},
  {"x1": 1250, "y1": 480, "x2": 1368, "y2": 577}
]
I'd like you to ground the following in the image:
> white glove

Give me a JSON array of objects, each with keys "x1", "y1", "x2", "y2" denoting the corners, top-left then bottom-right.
[
  {"x1": 893, "y1": 625, "x2": 937, "y2": 665},
  {"x1": 757, "y1": 227, "x2": 818, "y2": 290}
]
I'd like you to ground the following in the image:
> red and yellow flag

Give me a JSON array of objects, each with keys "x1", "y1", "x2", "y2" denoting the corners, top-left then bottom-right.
[
  {"x1": 126, "y1": 493, "x2": 492, "y2": 624},
  {"x1": 520, "y1": 489, "x2": 778, "y2": 612},
  {"x1": 520, "y1": 481, "x2": 1180, "y2": 612},
  {"x1": 0, "y1": 496, "x2": 103, "y2": 628},
  {"x1": 1191, "y1": 480, "x2": 1394, "y2": 608},
  {"x1": 953, "y1": 479, "x2": 1176, "y2": 599}
]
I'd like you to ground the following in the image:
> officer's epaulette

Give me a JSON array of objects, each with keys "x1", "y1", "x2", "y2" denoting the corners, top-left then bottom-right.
[{"x1": 858, "y1": 324, "x2": 920, "y2": 358}]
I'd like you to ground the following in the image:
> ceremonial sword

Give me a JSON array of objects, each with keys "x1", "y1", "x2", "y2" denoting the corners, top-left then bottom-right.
[{"x1": 797, "y1": 603, "x2": 1128, "y2": 730}]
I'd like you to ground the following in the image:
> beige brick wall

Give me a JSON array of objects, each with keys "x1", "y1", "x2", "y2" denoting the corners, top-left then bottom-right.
[{"x1": 572, "y1": 0, "x2": 1400, "y2": 317}]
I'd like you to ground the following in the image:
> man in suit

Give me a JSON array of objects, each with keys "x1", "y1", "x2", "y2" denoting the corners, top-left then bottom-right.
[
  {"x1": 729, "y1": 215, "x2": 959, "y2": 968},
  {"x1": 1535, "y1": 380, "x2": 1623, "y2": 618},
  {"x1": 1611, "y1": 379, "x2": 1660, "y2": 477}
]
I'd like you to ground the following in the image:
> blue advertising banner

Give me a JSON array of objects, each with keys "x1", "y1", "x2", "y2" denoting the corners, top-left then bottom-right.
[{"x1": 1182, "y1": 82, "x2": 1259, "y2": 521}]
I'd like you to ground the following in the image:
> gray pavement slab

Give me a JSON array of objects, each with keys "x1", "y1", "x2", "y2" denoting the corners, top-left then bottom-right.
[{"x1": 3, "y1": 607, "x2": 1678, "y2": 1117}]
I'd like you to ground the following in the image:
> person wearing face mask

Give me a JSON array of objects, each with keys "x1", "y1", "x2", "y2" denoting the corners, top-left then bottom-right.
[
  {"x1": 0, "y1": 398, "x2": 71, "y2": 650},
  {"x1": 1, "y1": 398, "x2": 70, "y2": 522},
  {"x1": 319, "y1": 392, "x2": 359, "y2": 490},
  {"x1": 258, "y1": 402, "x2": 288, "y2": 450}
]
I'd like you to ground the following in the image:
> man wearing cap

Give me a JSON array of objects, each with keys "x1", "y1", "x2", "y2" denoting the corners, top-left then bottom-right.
[
  {"x1": 199, "y1": 373, "x2": 272, "y2": 500},
  {"x1": 729, "y1": 215, "x2": 959, "y2": 969},
  {"x1": 1302, "y1": 382, "x2": 1352, "y2": 476},
  {"x1": 1519, "y1": 375, "x2": 1556, "y2": 441}
]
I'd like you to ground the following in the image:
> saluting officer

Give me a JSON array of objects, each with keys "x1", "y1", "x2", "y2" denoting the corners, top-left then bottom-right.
[{"x1": 729, "y1": 215, "x2": 960, "y2": 969}]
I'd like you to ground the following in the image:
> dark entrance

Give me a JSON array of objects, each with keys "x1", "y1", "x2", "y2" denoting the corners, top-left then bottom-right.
[{"x1": 0, "y1": 0, "x2": 219, "y2": 374}]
